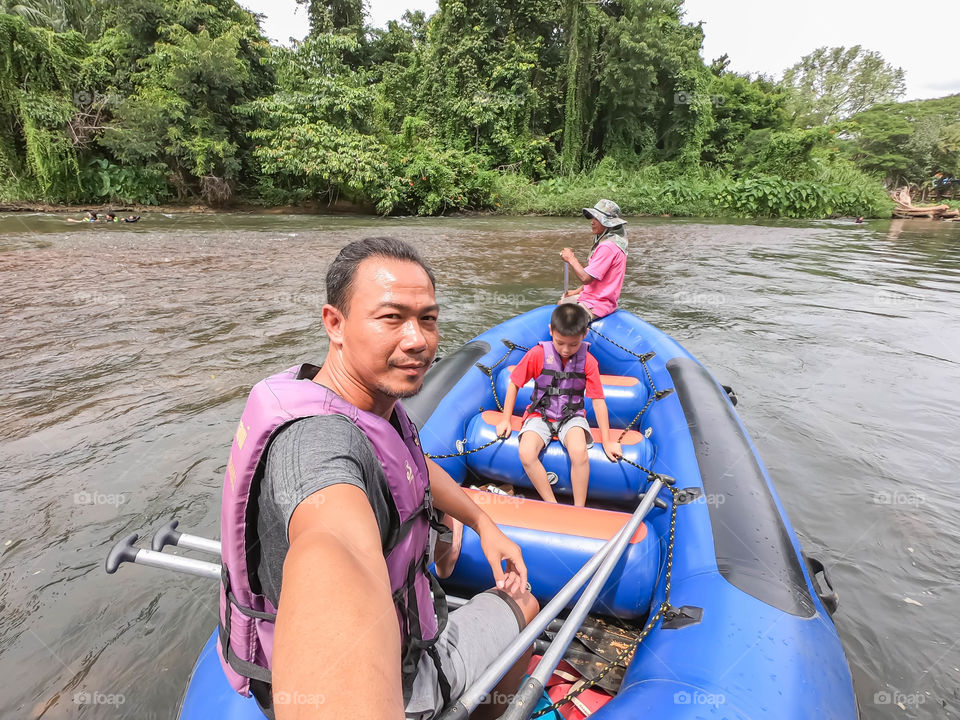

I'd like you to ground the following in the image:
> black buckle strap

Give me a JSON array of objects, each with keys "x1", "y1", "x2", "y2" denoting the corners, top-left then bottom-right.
[
  {"x1": 219, "y1": 568, "x2": 274, "y2": 685},
  {"x1": 388, "y1": 500, "x2": 431, "y2": 554},
  {"x1": 427, "y1": 644, "x2": 453, "y2": 708},
  {"x1": 540, "y1": 368, "x2": 586, "y2": 380}
]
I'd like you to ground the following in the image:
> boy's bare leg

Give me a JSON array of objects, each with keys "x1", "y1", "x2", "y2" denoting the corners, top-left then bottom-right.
[
  {"x1": 518, "y1": 432, "x2": 556, "y2": 503},
  {"x1": 563, "y1": 427, "x2": 591, "y2": 507}
]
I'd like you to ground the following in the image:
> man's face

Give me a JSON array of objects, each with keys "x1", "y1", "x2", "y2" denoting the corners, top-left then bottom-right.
[
  {"x1": 332, "y1": 257, "x2": 439, "y2": 399},
  {"x1": 590, "y1": 218, "x2": 605, "y2": 234},
  {"x1": 550, "y1": 329, "x2": 586, "y2": 360}
]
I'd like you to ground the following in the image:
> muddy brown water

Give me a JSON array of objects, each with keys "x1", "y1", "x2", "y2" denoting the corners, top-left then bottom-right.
[{"x1": 1, "y1": 212, "x2": 958, "y2": 718}]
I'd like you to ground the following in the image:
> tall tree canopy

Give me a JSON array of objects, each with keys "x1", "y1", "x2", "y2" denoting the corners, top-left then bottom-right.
[
  {"x1": 0, "y1": 0, "x2": 920, "y2": 217},
  {"x1": 781, "y1": 45, "x2": 906, "y2": 127}
]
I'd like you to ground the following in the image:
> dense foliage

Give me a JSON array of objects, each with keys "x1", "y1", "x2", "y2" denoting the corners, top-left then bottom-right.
[
  {"x1": 0, "y1": 0, "x2": 950, "y2": 218},
  {"x1": 843, "y1": 95, "x2": 960, "y2": 187}
]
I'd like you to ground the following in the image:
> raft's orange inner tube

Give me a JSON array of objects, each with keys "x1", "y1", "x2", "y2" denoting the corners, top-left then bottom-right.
[{"x1": 462, "y1": 487, "x2": 647, "y2": 544}]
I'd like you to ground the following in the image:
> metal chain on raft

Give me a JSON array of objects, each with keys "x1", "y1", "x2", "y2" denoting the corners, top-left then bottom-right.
[
  {"x1": 588, "y1": 326, "x2": 666, "y2": 442},
  {"x1": 532, "y1": 478, "x2": 681, "y2": 719},
  {"x1": 426, "y1": 340, "x2": 531, "y2": 459},
  {"x1": 424, "y1": 436, "x2": 501, "y2": 460},
  {"x1": 476, "y1": 340, "x2": 529, "y2": 411}
]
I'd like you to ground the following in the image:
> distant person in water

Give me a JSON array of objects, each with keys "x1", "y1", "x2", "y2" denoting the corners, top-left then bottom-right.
[
  {"x1": 855, "y1": 216, "x2": 864, "y2": 224},
  {"x1": 559, "y1": 199, "x2": 628, "y2": 320},
  {"x1": 105, "y1": 212, "x2": 141, "y2": 223},
  {"x1": 66, "y1": 211, "x2": 99, "y2": 223}
]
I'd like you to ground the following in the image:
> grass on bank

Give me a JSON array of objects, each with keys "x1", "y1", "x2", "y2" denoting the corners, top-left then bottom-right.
[
  {"x1": 492, "y1": 160, "x2": 895, "y2": 219},
  {"x1": 2, "y1": 156, "x2": 897, "y2": 220}
]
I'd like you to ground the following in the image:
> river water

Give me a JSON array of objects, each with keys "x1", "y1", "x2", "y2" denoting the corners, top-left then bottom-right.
[{"x1": 1, "y1": 212, "x2": 958, "y2": 719}]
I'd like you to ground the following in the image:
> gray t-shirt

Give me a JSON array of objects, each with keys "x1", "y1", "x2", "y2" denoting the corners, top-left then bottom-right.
[{"x1": 255, "y1": 414, "x2": 399, "y2": 606}]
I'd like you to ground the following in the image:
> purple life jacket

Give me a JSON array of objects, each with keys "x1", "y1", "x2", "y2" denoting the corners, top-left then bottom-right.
[
  {"x1": 526, "y1": 341, "x2": 590, "y2": 429},
  {"x1": 218, "y1": 364, "x2": 447, "y2": 701}
]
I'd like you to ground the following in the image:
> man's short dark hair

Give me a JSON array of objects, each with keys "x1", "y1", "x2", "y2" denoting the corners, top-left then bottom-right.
[
  {"x1": 551, "y1": 304, "x2": 590, "y2": 336},
  {"x1": 325, "y1": 237, "x2": 436, "y2": 314}
]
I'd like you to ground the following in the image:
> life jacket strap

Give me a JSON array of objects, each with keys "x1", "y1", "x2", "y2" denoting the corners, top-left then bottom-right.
[
  {"x1": 539, "y1": 368, "x2": 587, "y2": 380},
  {"x1": 219, "y1": 566, "x2": 274, "y2": 685},
  {"x1": 387, "y1": 486, "x2": 439, "y2": 554},
  {"x1": 395, "y1": 553, "x2": 451, "y2": 706}
]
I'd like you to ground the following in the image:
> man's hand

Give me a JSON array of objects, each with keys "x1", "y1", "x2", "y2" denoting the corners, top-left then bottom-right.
[
  {"x1": 495, "y1": 418, "x2": 512, "y2": 439},
  {"x1": 602, "y1": 440, "x2": 623, "y2": 462},
  {"x1": 560, "y1": 247, "x2": 577, "y2": 264},
  {"x1": 476, "y1": 515, "x2": 527, "y2": 591}
]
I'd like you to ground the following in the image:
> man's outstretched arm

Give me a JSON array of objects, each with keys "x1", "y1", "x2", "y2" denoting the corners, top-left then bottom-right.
[{"x1": 274, "y1": 483, "x2": 404, "y2": 719}]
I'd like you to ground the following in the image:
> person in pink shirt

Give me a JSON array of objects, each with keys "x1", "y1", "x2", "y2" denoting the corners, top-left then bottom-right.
[{"x1": 559, "y1": 199, "x2": 628, "y2": 319}]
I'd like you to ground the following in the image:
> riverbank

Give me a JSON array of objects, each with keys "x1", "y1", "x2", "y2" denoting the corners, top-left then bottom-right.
[
  {"x1": 3, "y1": 160, "x2": 898, "y2": 221},
  {"x1": 0, "y1": 197, "x2": 375, "y2": 215}
]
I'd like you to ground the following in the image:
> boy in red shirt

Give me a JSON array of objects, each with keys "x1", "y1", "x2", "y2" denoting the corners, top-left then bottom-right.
[{"x1": 496, "y1": 305, "x2": 622, "y2": 506}]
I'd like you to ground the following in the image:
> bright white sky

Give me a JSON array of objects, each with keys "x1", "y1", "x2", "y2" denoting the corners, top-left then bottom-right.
[{"x1": 238, "y1": 0, "x2": 960, "y2": 101}]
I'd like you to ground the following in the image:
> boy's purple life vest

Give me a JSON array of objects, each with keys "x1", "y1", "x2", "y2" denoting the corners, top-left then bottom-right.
[
  {"x1": 526, "y1": 341, "x2": 590, "y2": 428},
  {"x1": 218, "y1": 364, "x2": 447, "y2": 699}
]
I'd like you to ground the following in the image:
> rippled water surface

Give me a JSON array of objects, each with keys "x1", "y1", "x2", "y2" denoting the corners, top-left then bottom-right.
[{"x1": 2, "y1": 212, "x2": 959, "y2": 718}]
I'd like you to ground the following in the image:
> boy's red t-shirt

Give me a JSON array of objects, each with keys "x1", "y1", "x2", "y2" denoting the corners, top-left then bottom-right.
[{"x1": 509, "y1": 344, "x2": 604, "y2": 420}]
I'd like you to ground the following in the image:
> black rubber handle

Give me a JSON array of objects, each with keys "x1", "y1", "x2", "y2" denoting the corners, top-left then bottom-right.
[
  {"x1": 722, "y1": 384, "x2": 739, "y2": 406},
  {"x1": 151, "y1": 520, "x2": 182, "y2": 552},
  {"x1": 639, "y1": 491, "x2": 669, "y2": 510},
  {"x1": 105, "y1": 532, "x2": 140, "y2": 574},
  {"x1": 806, "y1": 555, "x2": 840, "y2": 615}
]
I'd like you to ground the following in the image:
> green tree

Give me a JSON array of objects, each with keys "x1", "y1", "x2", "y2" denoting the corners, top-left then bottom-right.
[
  {"x1": 845, "y1": 94, "x2": 960, "y2": 186},
  {"x1": 0, "y1": 13, "x2": 86, "y2": 200},
  {"x1": 782, "y1": 46, "x2": 906, "y2": 127},
  {"x1": 91, "y1": 0, "x2": 273, "y2": 203},
  {"x1": 296, "y1": 0, "x2": 364, "y2": 36},
  {"x1": 244, "y1": 33, "x2": 388, "y2": 205},
  {"x1": 1, "y1": 0, "x2": 102, "y2": 39},
  {"x1": 595, "y1": 0, "x2": 713, "y2": 167},
  {"x1": 418, "y1": 0, "x2": 562, "y2": 174},
  {"x1": 558, "y1": 0, "x2": 595, "y2": 173},
  {"x1": 702, "y1": 69, "x2": 789, "y2": 167}
]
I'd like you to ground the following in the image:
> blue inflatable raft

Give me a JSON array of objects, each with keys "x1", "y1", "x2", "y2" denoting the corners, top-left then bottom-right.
[{"x1": 176, "y1": 306, "x2": 858, "y2": 719}]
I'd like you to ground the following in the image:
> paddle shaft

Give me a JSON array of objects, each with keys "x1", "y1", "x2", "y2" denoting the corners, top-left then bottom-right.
[
  {"x1": 563, "y1": 262, "x2": 569, "y2": 296},
  {"x1": 438, "y1": 487, "x2": 656, "y2": 720},
  {"x1": 105, "y1": 532, "x2": 221, "y2": 580},
  {"x1": 498, "y1": 476, "x2": 665, "y2": 720}
]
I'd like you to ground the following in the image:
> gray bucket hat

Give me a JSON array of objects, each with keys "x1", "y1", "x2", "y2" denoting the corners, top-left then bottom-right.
[{"x1": 582, "y1": 199, "x2": 626, "y2": 227}]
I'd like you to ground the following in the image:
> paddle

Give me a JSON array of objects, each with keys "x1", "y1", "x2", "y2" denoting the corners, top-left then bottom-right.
[
  {"x1": 105, "y1": 531, "x2": 221, "y2": 580},
  {"x1": 496, "y1": 475, "x2": 666, "y2": 720},
  {"x1": 437, "y1": 476, "x2": 665, "y2": 720}
]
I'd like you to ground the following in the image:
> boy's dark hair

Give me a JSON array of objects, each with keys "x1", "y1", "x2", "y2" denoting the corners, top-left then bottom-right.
[
  {"x1": 326, "y1": 237, "x2": 436, "y2": 314},
  {"x1": 551, "y1": 303, "x2": 591, "y2": 336}
]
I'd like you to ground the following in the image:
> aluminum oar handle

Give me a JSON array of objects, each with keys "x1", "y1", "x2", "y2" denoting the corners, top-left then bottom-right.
[
  {"x1": 105, "y1": 532, "x2": 140, "y2": 575},
  {"x1": 105, "y1": 531, "x2": 221, "y2": 580},
  {"x1": 152, "y1": 519, "x2": 222, "y2": 556}
]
